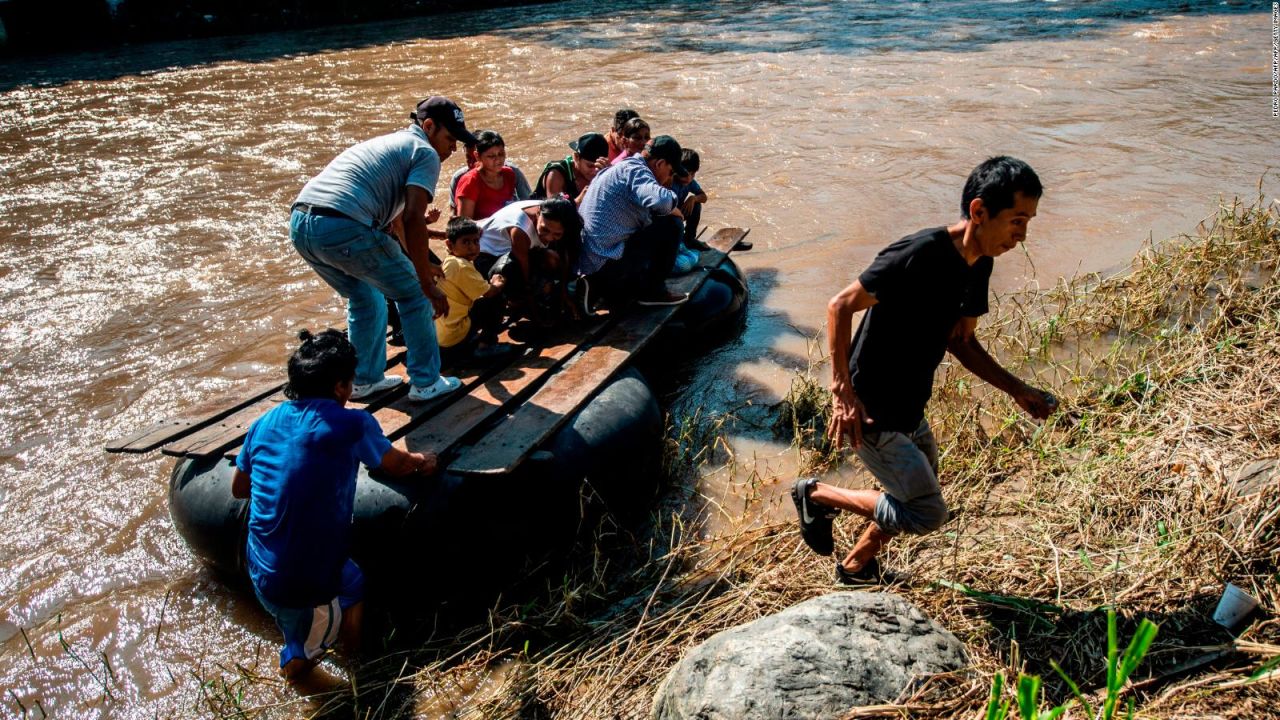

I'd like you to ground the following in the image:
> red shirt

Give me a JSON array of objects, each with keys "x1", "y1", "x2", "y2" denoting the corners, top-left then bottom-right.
[{"x1": 456, "y1": 167, "x2": 516, "y2": 220}]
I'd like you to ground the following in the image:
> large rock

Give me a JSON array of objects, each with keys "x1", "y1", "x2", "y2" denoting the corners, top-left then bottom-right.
[{"x1": 652, "y1": 592, "x2": 967, "y2": 719}]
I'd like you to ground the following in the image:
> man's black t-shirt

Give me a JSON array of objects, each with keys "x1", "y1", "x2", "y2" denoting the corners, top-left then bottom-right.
[{"x1": 849, "y1": 227, "x2": 993, "y2": 433}]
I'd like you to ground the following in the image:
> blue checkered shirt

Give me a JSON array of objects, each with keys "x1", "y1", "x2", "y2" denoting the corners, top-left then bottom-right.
[{"x1": 575, "y1": 155, "x2": 678, "y2": 275}]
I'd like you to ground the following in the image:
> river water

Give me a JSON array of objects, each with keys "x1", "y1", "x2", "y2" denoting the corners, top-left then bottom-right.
[{"x1": 0, "y1": 0, "x2": 1273, "y2": 715}]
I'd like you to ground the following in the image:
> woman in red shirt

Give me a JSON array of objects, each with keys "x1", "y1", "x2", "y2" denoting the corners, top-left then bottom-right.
[{"x1": 455, "y1": 130, "x2": 516, "y2": 220}]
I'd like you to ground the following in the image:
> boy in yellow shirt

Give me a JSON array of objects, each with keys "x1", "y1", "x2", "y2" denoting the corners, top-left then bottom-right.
[{"x1": 435, "y1": 217, "x2": 511, "y2": 363}]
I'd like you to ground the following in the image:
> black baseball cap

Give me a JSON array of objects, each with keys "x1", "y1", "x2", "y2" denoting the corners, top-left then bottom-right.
[
  {"x1": 644, "y1": 135, "x2": 687, "y2": 176},
  {"x1": 410, "y1": 96, "x2": 478, "y2": 145},
  {"x1": 569, "y1": 132, "x2": 608, "y2": 162}
]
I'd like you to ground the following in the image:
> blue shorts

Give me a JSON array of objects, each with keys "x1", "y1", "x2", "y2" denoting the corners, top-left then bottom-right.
[{"x1": 253, "y1": 559, "x2": 364, "y2": 668}]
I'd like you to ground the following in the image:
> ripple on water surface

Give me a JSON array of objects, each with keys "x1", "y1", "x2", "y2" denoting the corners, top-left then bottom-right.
[{"x1": 0, "y1": 0, "x2": 1274, "y2": 713}]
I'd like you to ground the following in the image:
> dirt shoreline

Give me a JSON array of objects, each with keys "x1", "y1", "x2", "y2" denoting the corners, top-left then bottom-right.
[{"x1": 0, "y1": 0, "x2": 549, "y2": 56}]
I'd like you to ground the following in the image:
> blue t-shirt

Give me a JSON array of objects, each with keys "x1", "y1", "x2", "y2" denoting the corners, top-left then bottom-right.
[
  {"x1": 670, "y1": 178, "x2": 704, "y2": 206},
  {"x1": 236, "y1": 398, "x2": 391, "y2": 608}
]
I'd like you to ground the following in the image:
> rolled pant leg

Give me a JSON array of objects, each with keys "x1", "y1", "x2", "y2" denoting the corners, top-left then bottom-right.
[{"x1": 854, "y1": 420, "x2": 950, "y2": 536}]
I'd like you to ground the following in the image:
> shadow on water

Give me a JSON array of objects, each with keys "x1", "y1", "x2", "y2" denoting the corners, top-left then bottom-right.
[{"x1": 0, "y1": 0, "x2": 1267, "y2": 92}]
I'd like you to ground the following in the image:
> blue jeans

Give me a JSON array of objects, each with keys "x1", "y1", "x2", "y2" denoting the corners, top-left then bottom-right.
[{"x1": 290, "y1": 210, "x2": 441, "y2": 387}]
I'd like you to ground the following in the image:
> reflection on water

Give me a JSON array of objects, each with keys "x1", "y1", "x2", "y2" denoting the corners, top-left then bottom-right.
[{"x1": 0, "y1": 0, "x2": 1274, "y2": 713}]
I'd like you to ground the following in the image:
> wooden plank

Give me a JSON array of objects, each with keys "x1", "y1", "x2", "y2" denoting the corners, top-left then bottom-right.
[
  {"x1": 105, "y1": 380, "x2": 282, "y2": 453},
  {"x1": 448, "y1": 228, "x2": 748, "y2": 476},
  {"x1": 162, "y1": 348, "x2": 406, "y2": 459},
  {"x1": 223, "y1": 321, "x2": 614, "y2": 462},
  {"x1": 704, "y1": 226, "x2": 749, "y2": 254},
  {"x1": 395, "y1": 318, "x2": 611, "y2": 457},
  {"x1": 108, "y1": 331, "x2": 405, "y2": 454}
]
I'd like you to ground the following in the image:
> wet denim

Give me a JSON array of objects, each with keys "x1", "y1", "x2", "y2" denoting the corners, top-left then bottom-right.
[{"x1": 290, "y1": 210, "x2": 441, "y2": 387}]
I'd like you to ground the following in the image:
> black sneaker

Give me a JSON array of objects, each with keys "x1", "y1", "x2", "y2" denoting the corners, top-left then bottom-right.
[
  {"x1": 791, "y1": 477, "x2": 837, "y2": 556},
  {"x1": 835, "y1": 557, "x2": 903, "y2": 586}
]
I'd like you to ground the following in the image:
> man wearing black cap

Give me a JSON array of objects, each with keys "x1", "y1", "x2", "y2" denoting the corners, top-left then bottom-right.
[
  {"x1": 533, "y1": 132, "x2": 610, "y2": 204},
  {"x1": 290, "y1": 96, "x2": 478, "y2": 403},
  {"x1": 575, "y1": 134, "x2": 690, "y2": 309}
]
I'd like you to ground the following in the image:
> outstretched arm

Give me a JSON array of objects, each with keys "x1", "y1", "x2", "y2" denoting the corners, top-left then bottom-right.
[
  {"x1": 404, "y1": 185, "x2": 449, "y2": 318},
  {"x1": 377, "y1": 446, "x2": 438, "y2": 477},
  {"x1": 827, "y1": 279, "x2": 878, "y2": 449},
  {"x1": 947, "y1": 317, "x2": 1057, "y2": 419}
]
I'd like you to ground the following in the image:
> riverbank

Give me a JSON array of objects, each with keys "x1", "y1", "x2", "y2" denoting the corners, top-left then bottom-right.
[
  {"x1": 316, "y1": 192, "x2": 1277, "y2": 718},
  {"x1": 0, "y1": 0, "x2": 545, "y2": 56}
]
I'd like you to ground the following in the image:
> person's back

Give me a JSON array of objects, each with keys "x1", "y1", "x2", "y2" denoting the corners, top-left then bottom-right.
[
  {"x1": 295, "y1": 126, "x2": 440, "y2": 231},
  {"x1": 240, "y1": 391, "x2": 380, "y2": 606},
  {"x1": 577, "y1": 156, "x2": 672, "y2": 274},
  {"x1": 574, "y1": 136, "x2": 688, "y2": 309},
  {"x1": 233, "y1": 329, "x2": 436, "y2": 679}
]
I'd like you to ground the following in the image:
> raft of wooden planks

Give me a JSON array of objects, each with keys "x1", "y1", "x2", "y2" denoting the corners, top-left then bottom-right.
[{"x1": 105, "y1": 227, "x2": 749, "y2": 476}]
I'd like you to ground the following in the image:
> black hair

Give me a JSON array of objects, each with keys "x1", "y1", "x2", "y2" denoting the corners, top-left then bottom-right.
[
  {"x1": 446, "y1": 216, "x2": 480, "y2": 243},
  {"x1": 539, "y1": 196, "x2": 582, "y2": 249},
  {"x1": 961, "y1": 156, "x2": 1043, "y2": 219},
  {"x1": 473, "y1": 129, "x2": 505, "y2": 155},
  {"x1": 680, "y1": 148, "x2": 700, "y2": 173},
  {"x1": 285, "y1": 329, "x2": 357, "y2": 400},
  {"x1": 621, "y1": 117, "x2": 650, "y2": 140},
  {"x1": 612, "y1": 108, "x2": 639, "y2": 133}
]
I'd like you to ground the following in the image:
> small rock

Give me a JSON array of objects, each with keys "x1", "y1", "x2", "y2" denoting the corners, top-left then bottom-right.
[
  {"x1": 652, "y1": 592, "x2": 967, "y2": 719},
  {"x1": 1232, "y1": 459, "x2": 1278, "y2": 497}
]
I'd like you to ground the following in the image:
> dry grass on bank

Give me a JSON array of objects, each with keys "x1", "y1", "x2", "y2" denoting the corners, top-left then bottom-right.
[
  {"x1": 198, "y1": 194, "x2": 1280, "y2": 719},
  {"x1": 408, "y1": 193, "x2": 1279, "y2": 720}
]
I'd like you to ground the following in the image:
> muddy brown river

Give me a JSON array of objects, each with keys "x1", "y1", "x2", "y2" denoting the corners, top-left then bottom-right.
[{"x1": 0, "y1": 0, "x2": 1275, "y2": 715}]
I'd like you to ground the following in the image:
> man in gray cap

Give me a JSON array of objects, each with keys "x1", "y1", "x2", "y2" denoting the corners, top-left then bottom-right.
[{"x1": 290, "y1": 96, "x2": 477, "y2": 402}]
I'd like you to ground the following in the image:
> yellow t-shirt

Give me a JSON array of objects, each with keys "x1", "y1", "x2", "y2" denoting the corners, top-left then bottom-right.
[{"x1": 434, "y1": 255, "x2": 493, "y2": 348}]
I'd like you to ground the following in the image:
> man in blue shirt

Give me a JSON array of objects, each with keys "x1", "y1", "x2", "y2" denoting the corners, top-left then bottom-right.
[
  {"x1": 291, "y1": 96, "x2": 477, "y2": 404},
  {"x1": 232, "y1": 329, "x2": 435, "y2": 679},
  {"x1": 574, "y1": 135, "x2": 690, "y2": 309}
]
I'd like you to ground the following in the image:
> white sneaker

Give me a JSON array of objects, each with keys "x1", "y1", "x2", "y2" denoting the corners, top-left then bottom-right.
[
  {"x1": 351, "y1": 375, "x2": 403, "y2": 400},
  {"x1": 407, "y1": 375, "x2": 462, "y2": 402}
]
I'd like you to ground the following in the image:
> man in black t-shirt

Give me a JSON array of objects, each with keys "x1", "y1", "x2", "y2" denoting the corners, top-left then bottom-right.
[{"x1": 792, "y1": 156, "x2": 1058, "y2": 584}]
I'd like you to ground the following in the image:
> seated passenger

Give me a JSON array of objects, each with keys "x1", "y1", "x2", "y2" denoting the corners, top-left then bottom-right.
[
  {"x1": 533, "y1": 132, "x2": 609, "y2": 205},
  {"x1": 454, "y1": 130, "x2": 521, "y2": 220},
  {"x1": 575, "y1": 135, "x2": 689, "y2": 310},
  {"x1": 670, "y1": 147, "x2": 710, "y2": 273},
  {"x1": 449, "y1": 137, "x2": 532, "y2": 215},
  {"x1": 610, "y1": 117, "x2": 651, "y2": 166},
  {"x1": 231, "y1": 329, "x2": 435, "y2": 680},
  {"x1": 605, "y1": 108, "x2": 640, "y2": 163},
  {"x1": 477, "y1": 197, "x2": 583, "y2": 324},
  {"x1": 435, "y1": 217, "x2": 511, "y2": 363}
]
